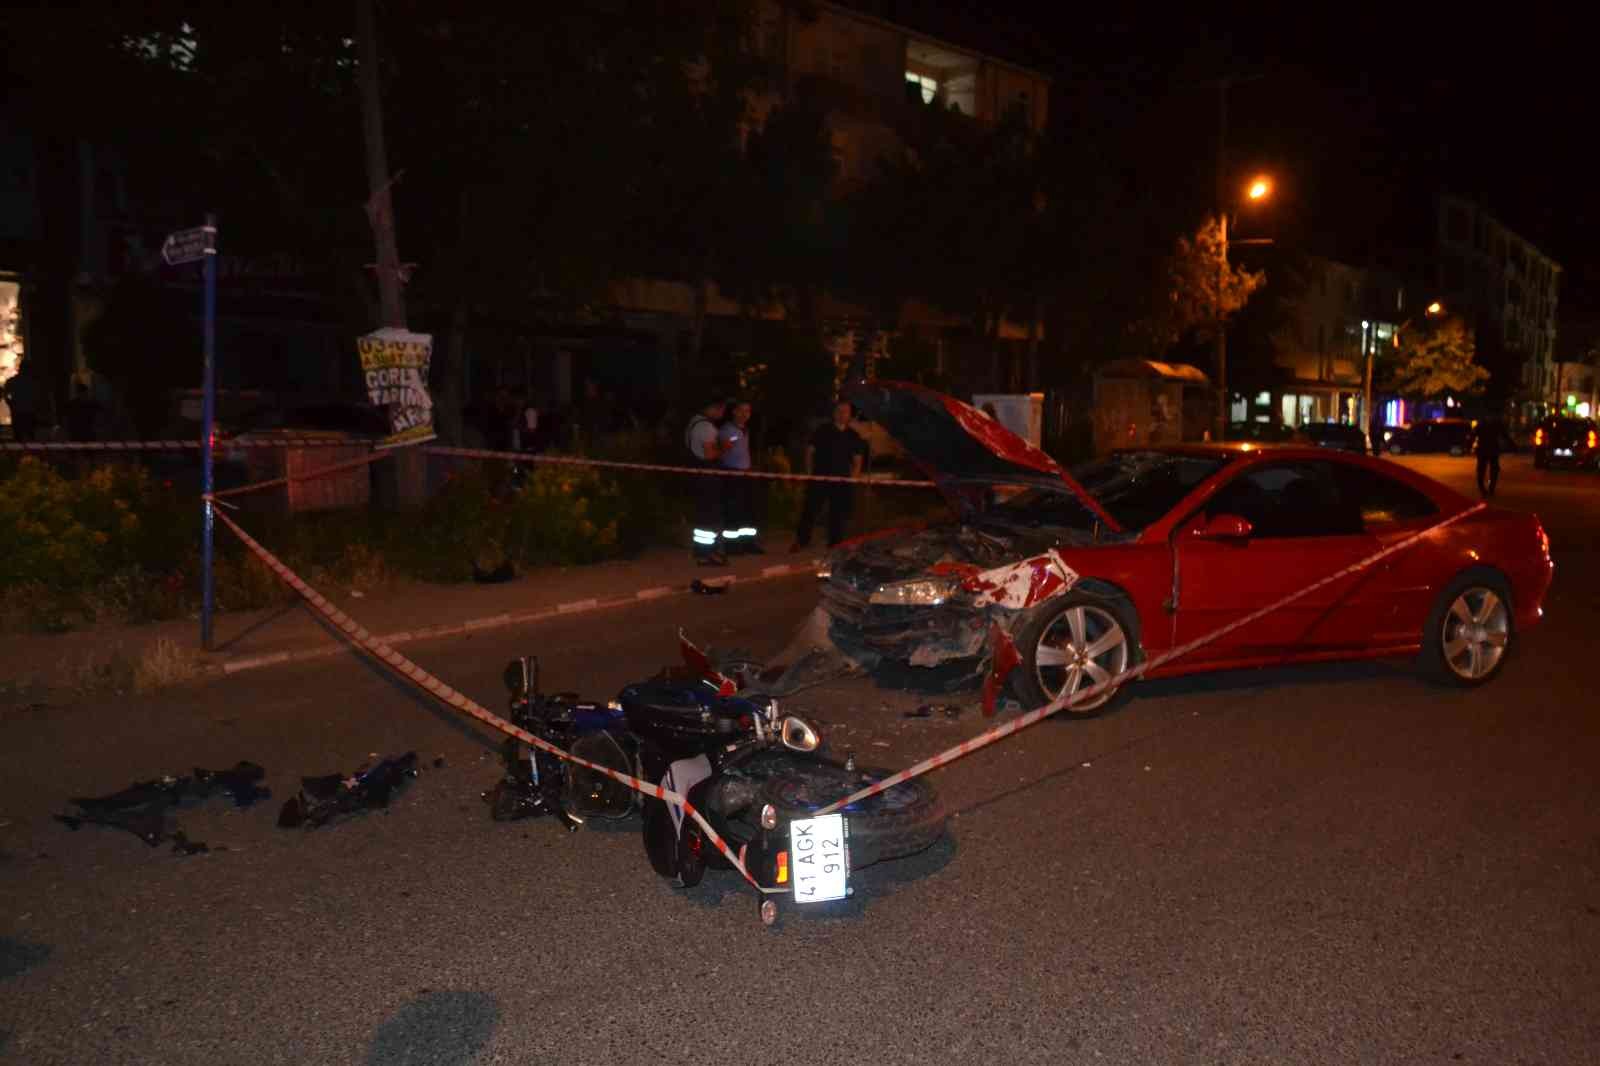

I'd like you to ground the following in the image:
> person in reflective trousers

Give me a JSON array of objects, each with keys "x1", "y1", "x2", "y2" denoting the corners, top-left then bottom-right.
[
  {"x1": 685, "y1": 397, "x2": 728, "y2": 565},
  {"x1": 718, "y1": 399, "x2": 763, "y2": 554}
]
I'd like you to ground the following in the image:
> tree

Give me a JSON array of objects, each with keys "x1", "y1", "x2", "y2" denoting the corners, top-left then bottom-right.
[
  {"x1": 1139, "y1": 217, "x2": 1265, "y2": 353},
  {"x1": 1383, "y1": 315, "x2": 1487, "y2": 398}
]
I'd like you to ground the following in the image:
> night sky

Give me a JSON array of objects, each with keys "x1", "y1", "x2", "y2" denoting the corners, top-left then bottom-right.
[{"x1": 860, "y1": 2, "x2": 1596, "y2": 315}]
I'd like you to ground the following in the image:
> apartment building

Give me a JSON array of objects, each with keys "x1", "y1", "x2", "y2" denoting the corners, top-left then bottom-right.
[{"x1": 1435, "y1": 194, "x2": 1561, "y2": 418}]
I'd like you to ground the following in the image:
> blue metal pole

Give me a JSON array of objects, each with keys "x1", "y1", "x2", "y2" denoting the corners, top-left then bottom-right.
[{"x1": 201, "y1": 213, "x2": 217, "y2": 650}]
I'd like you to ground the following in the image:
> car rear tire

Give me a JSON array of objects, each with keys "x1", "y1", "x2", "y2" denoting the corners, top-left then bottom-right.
[
  {"x1": 1013, "y1": 591, "x2": 1137, "y2": 716},
  {"x1": 1420, "y1": 570, "x2": 1513, "y2": 686}
]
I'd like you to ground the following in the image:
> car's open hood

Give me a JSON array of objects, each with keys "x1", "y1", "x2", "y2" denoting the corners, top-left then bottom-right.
[{"x1": 846, "y1": 381, "x2": 1123, "y2": 533}]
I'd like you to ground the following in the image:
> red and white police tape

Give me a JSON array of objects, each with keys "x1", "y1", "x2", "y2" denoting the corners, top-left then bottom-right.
[
  {"x1": 209, "y1": 505, "x2": 783, "y2": 895},
  {"x1": 423, "y1": 444, "x2": 937, "y2": 487},
  {"x1": 813, "y1": 501, "x2": 1489, "y2": 817},
  {"x1": 211, "y1": 447, "x2": 396, "y2": 500},
  {"x1": 3, "y1": 436, "x2": 936, "y2": 488},
  {"x1": 1, "y1": 436, "x2": 371, "y2": 452}
]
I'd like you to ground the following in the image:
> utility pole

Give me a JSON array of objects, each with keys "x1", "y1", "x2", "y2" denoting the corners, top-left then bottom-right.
[
  {"x1": 357, "y1": 0, "x2": 406, "y2": 330},
  {"x1": 356, "y1": 0, "x2": 428, "y2": 505},
  {"x1": 1213, "y1": 78, "x2": 1229, "y2": 443}
]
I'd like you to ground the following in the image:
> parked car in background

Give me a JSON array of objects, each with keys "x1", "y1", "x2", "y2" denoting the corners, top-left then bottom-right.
[
  {"x1": 1226, "y1": 421, "x2": 1311, "y2": 445},
  {"x1": 1300, "y1": 422, "x2": 1369, "y2": 454},
  {"x1": 1385, "y1": 418, "x2": 1474, "y2": 456},
  {"x1": 1532, "y1": 416, "x2": 1599, "y2": 470}
]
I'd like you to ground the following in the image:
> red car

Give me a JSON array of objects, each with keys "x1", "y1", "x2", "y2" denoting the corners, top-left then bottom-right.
[{"x1": 823, "y1": 382, "x2": 1554, "y2": 713}]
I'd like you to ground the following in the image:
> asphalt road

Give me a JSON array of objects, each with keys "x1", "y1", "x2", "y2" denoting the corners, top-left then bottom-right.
[{"x1": 2, "y1": 454, "x2": 1597, "y2": 1065}]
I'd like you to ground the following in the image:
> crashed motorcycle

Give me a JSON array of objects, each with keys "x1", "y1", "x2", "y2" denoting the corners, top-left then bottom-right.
[{"x1": 486, "y1": 640, "x2": 946, "y2": 923}]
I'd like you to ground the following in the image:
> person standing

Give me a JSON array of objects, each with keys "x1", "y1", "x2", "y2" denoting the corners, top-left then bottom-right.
[
  {"x1": 1, "y1": 363, "x2": 40, "y2": 442},
  {"x1": 64, "y1": 381, "x2": 101, "y2": 441},
  {"x1": 1474, "y1": 413, "x2": 1515, "y2": 498},
  {"x1": 685, "y1": 396, "x2": 728, "y2": 564},
  {"x1": 718, "y1": 399, "x2": 762, "y2": 554},
  {"x1": 791, "y1": 399, "x2": 866, "y2": 551}
]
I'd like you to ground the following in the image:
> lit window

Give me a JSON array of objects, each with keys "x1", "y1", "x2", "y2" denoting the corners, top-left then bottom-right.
[{"x1": 905, "y1": 72, "x2": 937, "y2": 103}]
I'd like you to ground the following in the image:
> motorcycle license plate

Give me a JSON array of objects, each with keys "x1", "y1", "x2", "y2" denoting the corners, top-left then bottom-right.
[{"x1": 788, "y1": 814, "x2": 849, "y2": 902}]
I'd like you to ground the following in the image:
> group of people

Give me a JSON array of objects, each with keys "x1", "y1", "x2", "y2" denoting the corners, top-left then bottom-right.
[{"x1": 683, "y1": 396, "x2": 868, "y2": 566}]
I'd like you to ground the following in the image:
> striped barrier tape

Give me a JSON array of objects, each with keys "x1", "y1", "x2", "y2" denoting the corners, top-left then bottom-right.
[
  {"x1": 813, "y1": 501, "x2": 1490, "y2": 816},
  {"x1": 209, "y1": 505, "x2": 783, "y2": 896},
  {"x1": 1, "y1": 436, "x2": 377, "y2": 452},
  {"x1": 424, "y1": 444, "x2": 938, "y2": 488},
  {"x1": 211, "y1": 446, "x2": 396, "y2": 500}
]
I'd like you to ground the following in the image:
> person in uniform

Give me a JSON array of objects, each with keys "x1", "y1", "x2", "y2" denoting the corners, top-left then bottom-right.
[
  {"x1": 684, "y1": 397, "x2": 728, "y2": 564},
  {"x1": 718, "y1": 399, "x2": 762, "y2": 554}
]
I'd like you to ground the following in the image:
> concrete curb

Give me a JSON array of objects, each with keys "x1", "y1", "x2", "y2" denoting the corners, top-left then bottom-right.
[{"x1": 206, "y1": 558, "x2": 824, "y2": 679}]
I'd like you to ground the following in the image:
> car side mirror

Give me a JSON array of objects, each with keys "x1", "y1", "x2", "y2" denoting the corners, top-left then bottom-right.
[{"x1": 1194, "y1": 513, "x2": 1253, "y2": 540}]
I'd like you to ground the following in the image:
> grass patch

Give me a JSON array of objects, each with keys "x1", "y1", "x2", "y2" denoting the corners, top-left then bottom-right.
[{"x1": 132, "y1": 638, "x2": 203, "y2": 693}]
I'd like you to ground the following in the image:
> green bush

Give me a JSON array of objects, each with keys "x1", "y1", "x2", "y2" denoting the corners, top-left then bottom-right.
[{"x1": 0, "y1": 459, "x2": 191, "y2": 627}]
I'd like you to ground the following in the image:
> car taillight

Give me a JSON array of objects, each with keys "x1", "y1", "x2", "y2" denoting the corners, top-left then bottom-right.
[
  {"x1": 1589, "y1": 429, "x2": 1597, "y2": 449},
  {"x1": 776, "y1": 850, "x2": 789, "y2": 885},
  {"x1": 1534, "y1": 427, "x2": 1544, "y2": 446}
]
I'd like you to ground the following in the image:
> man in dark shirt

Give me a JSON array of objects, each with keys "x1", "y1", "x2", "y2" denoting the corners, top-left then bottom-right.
[{"x1": 791, "y1": 400, "x2": 866, "y2": 550}]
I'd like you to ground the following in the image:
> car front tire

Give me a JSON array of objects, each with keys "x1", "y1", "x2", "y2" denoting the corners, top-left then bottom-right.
[{"x1": 1012, "y1": 591, "x2": 1138, "y2": 716}]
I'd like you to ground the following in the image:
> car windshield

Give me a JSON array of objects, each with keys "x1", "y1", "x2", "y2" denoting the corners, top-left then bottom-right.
[{"x1": 981, "y1": 451, "x2": 1229, "y2": 533}]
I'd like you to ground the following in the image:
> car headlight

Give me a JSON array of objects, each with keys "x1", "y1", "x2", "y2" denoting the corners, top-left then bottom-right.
[{"x1": 868, "y1": 577, "x2": 960, "y2": 606}]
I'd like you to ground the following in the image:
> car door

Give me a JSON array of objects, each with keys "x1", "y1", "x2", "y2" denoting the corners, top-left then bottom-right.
[{"x1": 1170, "y1": 459, "x2": 1383, "y2": 664}]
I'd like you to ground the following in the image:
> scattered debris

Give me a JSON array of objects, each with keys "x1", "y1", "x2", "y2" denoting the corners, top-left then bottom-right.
[
  {"x1": 903, "y1": 703, "x2": 964, "y2": 721},
  {"x1": 277, "y1": 752, "x2": 419, "y2": 829},
  {"x1": 690, "y1": 579, "x2": 730, "y2": 595},
  {"x1": 432, "y1": 756, "x2": 446, "y2": 769},
  {"x1": 53, "y1": 762, "x2": 268, "y2": 849},
  {"x1": 472, "y1": 561, "x2": 515, "y2": 584},
  {"x1": 169, "y1": 831, "x2": 212, "y2": 856}
]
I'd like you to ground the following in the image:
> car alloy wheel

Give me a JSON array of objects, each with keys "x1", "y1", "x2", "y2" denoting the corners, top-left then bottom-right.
[
  {"x1": 1033, "y1": 603, "x2": 1130, "y2": 711},
  {"x1": 1439, "y1": 586, "x2": 1510, "y2": 681}
]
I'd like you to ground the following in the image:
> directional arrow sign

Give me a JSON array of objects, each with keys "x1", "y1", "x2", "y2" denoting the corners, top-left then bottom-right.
[{"x1": 161, "y1": 224, "x2": 215, "y2": 266}]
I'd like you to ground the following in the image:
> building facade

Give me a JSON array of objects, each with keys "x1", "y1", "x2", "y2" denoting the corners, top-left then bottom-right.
[
  {"x1": 604, "y1": 1, "x2": 1054, "y2": 392},
  {"x1": 1435, "y1": 194, "x2": 1561, "y2": 420},
  {"x1": 1231, "y1": 256, "x2": 1406, "y2": 432}
]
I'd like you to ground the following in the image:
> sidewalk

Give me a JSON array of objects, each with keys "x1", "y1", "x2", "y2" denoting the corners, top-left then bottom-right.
[{"x1": 0, "y1": 537, "x2": 825, "y2": 702}]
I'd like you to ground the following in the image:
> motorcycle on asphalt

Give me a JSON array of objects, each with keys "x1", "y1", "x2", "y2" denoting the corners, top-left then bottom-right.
[{"x1": 484, "y1": 638, "x2": 946, "y2": 923}]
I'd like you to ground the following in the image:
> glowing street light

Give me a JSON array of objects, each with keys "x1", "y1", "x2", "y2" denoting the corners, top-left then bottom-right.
[
  {"x1": 1215, "y1": 174, "x2": 1275, "y2": 440},
  {"x1": 1427, "y1": 301, "x2": 1444, "y2": 315}
]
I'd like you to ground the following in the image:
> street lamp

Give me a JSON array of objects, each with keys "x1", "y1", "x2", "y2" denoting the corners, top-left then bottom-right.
[
  {"x1": 1427, "y1": 301, "x2": 1443, "y2": 315},
  {"x1": 1214, "y1": 175, "x2": 1273, "y2": 441}
]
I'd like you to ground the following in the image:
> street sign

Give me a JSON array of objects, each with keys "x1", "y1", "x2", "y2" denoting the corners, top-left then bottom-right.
[{"x1": 161, "y1": 224, "x2": 215, "y2": 266}]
